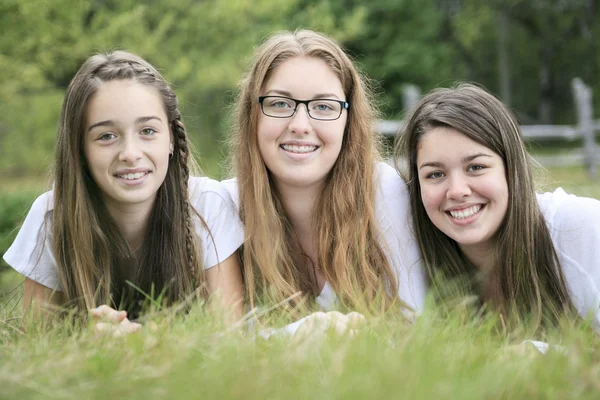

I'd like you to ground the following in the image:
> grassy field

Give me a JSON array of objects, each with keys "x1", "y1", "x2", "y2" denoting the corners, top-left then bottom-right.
[
  {"x1": 0, "y1": 164, "x2": 599, "y2": 399},
  {"x1": 0, "y1": 302, "x2": 599, "y2": 399}
]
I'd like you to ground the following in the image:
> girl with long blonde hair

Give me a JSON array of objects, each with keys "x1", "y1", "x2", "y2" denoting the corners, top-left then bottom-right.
[
  {"x1": 396, "y1": 83, "x2": 600, "y2": 332},
  {"x1": 224, "y1": 29, "x2": 425, "y2": 317},
  {"x1": 4, "y1": 51, "x2": 244, "y2": 329}
]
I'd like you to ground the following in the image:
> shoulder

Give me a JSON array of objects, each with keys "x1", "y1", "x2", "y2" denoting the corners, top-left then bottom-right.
[
  {"x1": 219, "y1": 177, "x2": 239, "y2": 209},
  {"x1": 187, "y1": 176, "x2": 240, "y2": 229},
  {"x1": 537, "y1": 188, "x2": 600, "y2": 232},
  {"x1": 3, "y1": 190, "x2": 60, "y2": 290},
  {"x1": 17, "y1": 190, "x2": 54, "y2": 229},
  {"x1": 537, "y1": 188, "x2": 600, "y2": 324},
  {"x1": 188, "y1": 176, "x2": 236, "y2": 209},
  {"x1": 373, "y1": 163, "x2": 426, "y2": 311},
  {"x1": 31, "y1": 190, "x2": 54, "y2": 214},
  {"x1": 188, "y1": 177, "x2": 243, "y2": 269},
  {"x1": 373, "y1": 161, "x2": 410, "y2": 210},
  {"x1": 374, "y1": 161, "x2": 407, "y2": 189}
]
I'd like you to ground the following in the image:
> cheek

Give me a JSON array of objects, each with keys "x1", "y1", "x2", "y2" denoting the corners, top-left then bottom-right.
[
  {"x1": 483, "y1": 173, "x2": 509, "y2": 208},
  {"x1": 419, "y1": 183, "x2": 443, "y2": 216},
  {"x1": 324, "y1": 119, "x2": 346, "y2": 145},
  {"x1": 257, "y1": 119, "x2": 279, "y2": 148},
  {"x1": 83, "y1": 146, "x2": 104, "y2": 175}
]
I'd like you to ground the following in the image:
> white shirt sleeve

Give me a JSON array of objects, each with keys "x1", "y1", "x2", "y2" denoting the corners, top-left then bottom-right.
[
  {"x1": 188, "y1": 177, "x2": 244, "y2": 269},
  {"x1": 2, "y1": 191, "x2": 61, "y2": 290},
  {"x1": 374, "y1": 162, "x2": 427, "y2": 312},
  {"x1": 538, "y1": 188, "x2": 600, "y2": 327},
  {"x1": 220, "y1": 177, "x2": 240, "y2": 210}
]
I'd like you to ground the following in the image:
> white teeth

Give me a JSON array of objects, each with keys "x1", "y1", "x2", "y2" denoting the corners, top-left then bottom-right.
[
  {"x1": 281, "y1": 144, "x2": 318, "y2": 153},
  {"x1": 117, "y1": 172, "x2": 147, "y2": 180},
  {"x1": 449, "y1": 205, "x2": 482, "y2": 219}
]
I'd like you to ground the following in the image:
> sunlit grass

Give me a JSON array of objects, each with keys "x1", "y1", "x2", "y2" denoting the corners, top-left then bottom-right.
[
  {"x1": 541, "y1": 165, "x2": 600, "y2": 199},
  {"x1": 0, "y1": 302, "x2": 599, "y2": 399}
]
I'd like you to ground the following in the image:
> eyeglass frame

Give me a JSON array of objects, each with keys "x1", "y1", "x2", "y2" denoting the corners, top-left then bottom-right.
[{"x1": 257, "y1": 95, "x2": 350, "y2": 121}]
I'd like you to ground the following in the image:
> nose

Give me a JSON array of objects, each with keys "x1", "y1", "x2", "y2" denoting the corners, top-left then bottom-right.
[
  {"x1": 288, "y1": 103, "x2": 312, "y2": 134},
  {"x1": 446, "y1": 173, "x2": 471, "y2": 200},
  {"x1": 118, "y1": 135, "x2": 143, "y2": 164}
]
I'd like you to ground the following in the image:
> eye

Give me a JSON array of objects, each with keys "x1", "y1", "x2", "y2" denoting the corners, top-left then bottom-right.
[
  {"x1": 426, "y1": 171, "x2": 445, "y2": 179},
  {"x1": 97, "y1": 132, "x2": 117, "y2": 141},
  {"x1": 467, "y1": 164, "x2": 486, "y2": 173},
  {"x1": 312, "y1": 102, "x2": 335, "y2": 112},
  {"x1": 140, "y1": 127, "x2": 157, "y2": 136},
  {"x1": 268, "y1": 99, "x2": 293, "y2": 109}
]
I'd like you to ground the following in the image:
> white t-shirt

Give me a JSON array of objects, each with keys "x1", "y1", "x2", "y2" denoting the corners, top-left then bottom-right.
[
  {"x1": 537, "y1": 188, "x2": 600, "y2": 328},
  {"x1": 3, "y1": 177, "x2": 244, "y2": 291},
  {"x1": 221, "y1": 161, "x2": 427, "y2": 313}
]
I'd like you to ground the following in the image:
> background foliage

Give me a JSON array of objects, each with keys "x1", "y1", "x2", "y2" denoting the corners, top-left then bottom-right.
[{"x1": 1, "y1": 0, "x2": 599, "y2": 180}]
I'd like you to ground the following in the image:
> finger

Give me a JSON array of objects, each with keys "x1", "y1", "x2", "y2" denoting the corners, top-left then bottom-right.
[
  {"x1": 331, "y1": 319, "x2": 349, "y2": 335},
  {"x1": 346, "y1": 312, "x2": 366, "y2": 328},
  {"x1": 90, "y1": 306, "x2": 127, "y2": 323},
  {"x1": 325, "y1": 311, "x2": 346, "y2": 322},
  {"x1": 118, "y1": 321, "x2": 142, "y2": 335},
  {"x1": 310, "y1": 312, "x2": 329, "y2": 326},
  {"x1": 94, "y1": 322, "x2": 115, "y2": 335}
]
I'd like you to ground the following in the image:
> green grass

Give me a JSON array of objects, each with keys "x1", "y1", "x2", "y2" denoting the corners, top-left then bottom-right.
[
  {"x1": 0, "y1": 164, "x2": 599, "y2": 399},
  {"x1": 0, "y1": 305, "x2": 599, "y2": 399},
  {"x1": 540, "y1": 165, "x2": 600, "y2": 199}
]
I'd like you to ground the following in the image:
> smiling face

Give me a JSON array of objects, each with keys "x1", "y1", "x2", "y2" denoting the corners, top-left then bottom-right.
[
  {"x1": 257, "y1": 56, "x2": 347, "y2": 191},
  {"x1": 416, "y1": 127, "x2": 509, "y2": 259},
  {"x1": 83, "y1": 79, "x2": 173, "y2": 213}
]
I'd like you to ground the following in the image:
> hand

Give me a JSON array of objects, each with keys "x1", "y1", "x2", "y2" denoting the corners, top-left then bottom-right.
[
  {"x1": 90, "y1": 305, "x2": 128, "y2": 323},
  {"x1": 293, "y1": 311, "x2": 366, "y2": 341},
  {"x1": 90, "y1": 305, "x2": 142, "y2": 337},
  {"x1": 497, "y1": 341, "x2": 542, "y2": 361}
]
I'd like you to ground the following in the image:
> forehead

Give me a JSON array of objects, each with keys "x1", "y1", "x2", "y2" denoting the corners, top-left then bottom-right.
[
  {"x1": 85, "y1": 79, "x2": 166, "y2": 125},
  {"x1": 417, "y1": 127, "x2": 498, "y2": 161},
  {"x1": 263, "y1": 56, "x2": 344, "y2": 98}
]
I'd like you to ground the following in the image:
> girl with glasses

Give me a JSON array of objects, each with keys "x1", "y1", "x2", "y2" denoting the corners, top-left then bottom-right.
[
  {"x1": 223, "y1": 29, "x2": 426, "y2": 323},
  {"x1": 396, "y1": 83, "x2": 600, "y2": 332},
  {"x1": 4, "y1": 51, "x2": 244, "y2": 332}
]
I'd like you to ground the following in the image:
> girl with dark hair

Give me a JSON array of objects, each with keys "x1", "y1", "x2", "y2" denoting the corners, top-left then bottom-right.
[{"x1": 397, "y1": 83, "x2": 600, "y2": 331}]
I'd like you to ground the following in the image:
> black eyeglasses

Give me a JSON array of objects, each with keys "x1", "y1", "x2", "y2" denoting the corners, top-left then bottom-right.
[{"x1": 258, "y1": 96, "x2": 349, "y2": 121}]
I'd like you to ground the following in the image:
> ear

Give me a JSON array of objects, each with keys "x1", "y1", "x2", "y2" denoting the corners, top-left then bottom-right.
[{"x1": 169, "y1": 126, "x2": 175, "y2": 154}]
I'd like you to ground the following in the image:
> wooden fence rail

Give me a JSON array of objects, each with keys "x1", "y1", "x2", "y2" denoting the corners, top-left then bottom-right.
[
  {"x1": 377, "y1": 120, "x2": 600, "y2": 142},
  {"x1": 379, "y1": 78, "x2": 598, "y2": 179}
]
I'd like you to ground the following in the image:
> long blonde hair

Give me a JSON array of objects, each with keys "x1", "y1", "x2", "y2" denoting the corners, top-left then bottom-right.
[
  {"x1": 396, "y1": 83, "x2": 574, "y2": 329},
  {"x1": 54, "y1": 51, "x2": 207, "y2": 313},
  {"x1": 230, "y1": 29, "x2": 399, "y2": 312}
]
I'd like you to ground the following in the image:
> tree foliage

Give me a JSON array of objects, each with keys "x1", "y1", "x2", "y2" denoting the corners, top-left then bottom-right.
[{"x1": 1, "y1": 0, "x2": 599, "y2": 178}]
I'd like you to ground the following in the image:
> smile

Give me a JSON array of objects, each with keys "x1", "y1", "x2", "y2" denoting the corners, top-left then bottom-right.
[
  {"x1": 447, "y1": 205, "x2": 483, "y2": 220},
  {"x1": 280, "y1": 144, "x2": 318, "y2": 153},
  {"x1": 116, "y1": 171, "x2": 149, "y2": 180}
]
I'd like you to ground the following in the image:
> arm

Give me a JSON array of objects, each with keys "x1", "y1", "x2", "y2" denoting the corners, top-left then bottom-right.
[
  {"x1": 542, "y1": 189, "x2": 600, "y2": 327},
  {"x1": 22, "y1": 277, "x2": 64, "y2": 319},
  {"x1": 205, "y1": 251, "x2": 244, "y2": 322}
]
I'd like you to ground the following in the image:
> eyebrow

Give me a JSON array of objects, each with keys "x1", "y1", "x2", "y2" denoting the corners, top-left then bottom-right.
[
  {"x1": 87, "y1": 116, "x2": 163, "y2": 132},
  {"x1": 418, "y1": 153, "x2": 493, "y2": 170},
  {"x1": 264, "y1": 89, "x2": 341, "y2": 99}
]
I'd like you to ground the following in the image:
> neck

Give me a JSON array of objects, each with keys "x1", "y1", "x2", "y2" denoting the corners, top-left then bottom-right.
[
  {"x1": 459, "y1": 240, "x2": 495, "y2": 272},
  {"x1": 103, "y1": 198, "x2": 155, "y2": 252},
  {"x1": 275, "y1": 180, "x2": 323, "y2": 260}
]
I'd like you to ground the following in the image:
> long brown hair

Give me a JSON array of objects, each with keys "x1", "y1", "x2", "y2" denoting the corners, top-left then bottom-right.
[
  {"x1": 396, "y1": 83, "x2": 573, "y2": 329},
  {"x1": 54, "y1": 51, "x2": 206, "y2": 313},
  {"x1": 230, "y1": 29, "x2": 400, "y2": 312}
]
